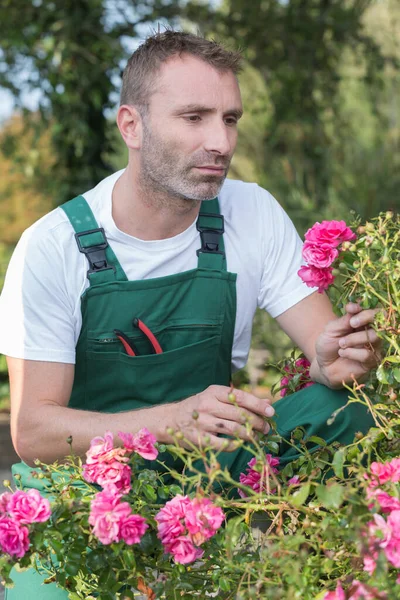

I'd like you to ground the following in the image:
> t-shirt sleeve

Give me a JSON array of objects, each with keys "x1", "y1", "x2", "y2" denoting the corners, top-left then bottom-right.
[
  {"x1": 0, "y1": 224, "x2": 78, "y2": 363},
  {"x1": 256, "y1": 186, "x2": 317, "y2": 317}
]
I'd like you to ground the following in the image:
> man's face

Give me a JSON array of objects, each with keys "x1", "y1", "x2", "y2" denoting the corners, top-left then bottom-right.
[{"x1": 139, "y1": 54, "x2": 243, "y2": 201}]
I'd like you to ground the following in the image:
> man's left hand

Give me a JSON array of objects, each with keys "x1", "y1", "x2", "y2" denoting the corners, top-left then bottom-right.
[{"x1": 309, "y1": 302, "x2": 382, "y2": 389}]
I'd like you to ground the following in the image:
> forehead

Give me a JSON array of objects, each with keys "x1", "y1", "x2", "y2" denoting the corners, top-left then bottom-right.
[{"x1": 150, "y1": 54, "x2": 242, "y2": 111}]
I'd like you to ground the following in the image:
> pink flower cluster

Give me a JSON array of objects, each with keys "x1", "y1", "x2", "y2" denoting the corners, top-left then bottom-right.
[
  {"x1": 83, "y1": 428, "x2": 158, "y2": 494},
  {"x1": 298, "y1": 220, "x2": 356, "y2": 293},
  {"x1": 155, "y1": 495, "x2": 224, "y2": 564},
  {"x1": 323, "y1": 580, "x2": 387, "y2": 599},
  {"x1": 0, "y1": 489, "x2": 51, "y2": 558},
  {"x1": 238, "y1": 454, "x2": 280, "y2": 498},
  {"x1": 89, "y1": 488, "x2": 148, "y2": 546},
  {"x1": 279, "y1": 356, "x2": 314, "y2": 398},
  {"x1": 362, "y1": 458, "x2": 400, "y2": 577}
]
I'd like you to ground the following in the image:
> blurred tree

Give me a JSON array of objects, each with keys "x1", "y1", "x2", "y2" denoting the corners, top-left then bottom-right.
[
  {"x1": 0, "y1": 0, "x2": 182, "y2": 203},
  {"x1": 0, "y1": 113, "x2": 55, "y2": 244},
  {"x1": 183, "y1": 0, "x2": 399, "y2": 226}
]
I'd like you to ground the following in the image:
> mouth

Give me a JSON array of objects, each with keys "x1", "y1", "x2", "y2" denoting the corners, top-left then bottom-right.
[{"x1": 194, "y1": 166, "x2": 226, "y2": 175}]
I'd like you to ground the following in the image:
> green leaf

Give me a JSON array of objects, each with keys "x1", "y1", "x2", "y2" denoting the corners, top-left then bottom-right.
[
  {"x1": 316, "y1": 483, "x2": 344, "y2": 509},
  {"x1": 290, "y1": 483, "x2": 310, "y2": 507},
  {"x1": 307, "y1": 436, "x2": 327, "y2": 447},
  {"x1": 332, "y1": 449, "x2": 345, "y2": 478},
  {"x1": 219, "y1": 576, "x2": 231, "y2": 592},
  {"x1": 142, "y1": 484, "x2": 157, "y2": 503},
  {"x1": 393, "y1": 368, "x2": 400, "y2": 383},
  {"x1": 376, "y1": 365, "x2": 389, "y2": 384}
]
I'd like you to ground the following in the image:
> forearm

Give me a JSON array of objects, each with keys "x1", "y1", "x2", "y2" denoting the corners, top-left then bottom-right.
[{"x1": 13, "y1": 401, "x2": 174, "y2": 467}]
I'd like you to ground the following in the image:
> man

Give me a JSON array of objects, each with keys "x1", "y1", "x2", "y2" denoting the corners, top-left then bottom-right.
[{"x1": 0, "y1": 31, "x2": 378, "y2": 599}]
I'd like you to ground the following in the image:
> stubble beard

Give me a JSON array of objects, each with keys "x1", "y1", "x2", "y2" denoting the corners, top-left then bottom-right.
[{"x1": 139, "y1": 119, "x2": 230, "y2": 208}]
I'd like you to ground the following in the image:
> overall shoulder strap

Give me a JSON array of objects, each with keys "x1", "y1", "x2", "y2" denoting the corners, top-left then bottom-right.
[
  {"x1": 196, "y1": 197, "x2": 226, "y2": 270},
  {"x1": 61, "y1": 195, "x2": 128, "y2": 284}
]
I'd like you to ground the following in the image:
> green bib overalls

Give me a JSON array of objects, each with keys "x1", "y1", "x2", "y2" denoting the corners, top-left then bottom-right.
[{"x1": 6, "y1": 196, "x2": 374, "y2": 599}]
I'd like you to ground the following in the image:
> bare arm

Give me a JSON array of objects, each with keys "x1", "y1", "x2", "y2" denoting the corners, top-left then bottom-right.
[{"x1": 8, "y1": 358, "x2": 275, "y2": 467}]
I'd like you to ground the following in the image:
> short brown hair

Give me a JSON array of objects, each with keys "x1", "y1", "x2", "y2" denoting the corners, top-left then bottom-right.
[{"x1": 120, "y1": 30, "x2": 242, "y2": 109}]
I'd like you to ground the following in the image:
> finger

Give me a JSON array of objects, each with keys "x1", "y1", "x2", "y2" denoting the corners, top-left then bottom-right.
[
  {"x1": 186, "y1": 431, "x2": 239, "y2": 452},
  {"x1": 207, "y1": 415, "x2": 269, "y2": 439},
  {"x1": 339, "y1": 329, "x2": 379, "y2": 349},
  {"x1": 211, "y1": 403, "x2": 269, "y2": 434},
  {"x1": 216, "y1": 386, "x2": 275, "y2": 418},
  {"x1": 345, "y1": 302, "x2": 363, "y2": 315},
  {"x1": 348, "y1": 309, "x2": 380, "y2": 329},
  {"x1": 337, "y1": 346, "x2": 379, "y2": 367}
]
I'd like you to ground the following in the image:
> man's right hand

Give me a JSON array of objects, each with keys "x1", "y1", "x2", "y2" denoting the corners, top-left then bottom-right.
[{"x1": 163, "y1": 385, "x2": 275, "y2": 451}]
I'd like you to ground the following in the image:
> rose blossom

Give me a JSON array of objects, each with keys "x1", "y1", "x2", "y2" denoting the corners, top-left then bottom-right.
[
  {"x1": 369, "y1": 458, "x2": 400, "y2": 487},
  {"x1": 0, "y1": 492, "x2": 12, "y2": 514},
  {"x1": 302, "y1": 241, "x2": 339, "y2": 268},
  {"x1": 118, "y1": 428, "x2": 158, "y2": 460},
  {"x1": 119, "y1": 514, "x2": 148, "y2": 545},
  {"x1": 348, "y1": 580, "x2": 388, "y2": 599},
  {"x1": 0, "y1": 516, "x2": 30, "y2": 558},
  {"x1": 155, "y1": 494, "x2": 190, "y2": 544},
  {"x1": 89, "y1": 489, "x2": 132, "y2": 545},
  {"x1": 185, "y1": 497, "x2": 225, "y2": 544},
  {"x1": 155, "y1": 495, "x2": 224, "y2": 564},
  {"x1": 280, "y1": 356, "x2": 314, "y2": 397},
  {"x1": 238, "y1": 455, "x2": 280, "y2": 498},
  {"x1": 83, "y1": 460, "x2": 132, "y2": 494},
  {"x1": 304, "y1": 220, "x2": 356, "y2": 246},
  {"x1": 85, "y1": 431, "x2": 127, "y2": 465},
  {"x1": 164, "y1": 535, "x2": 204, "y2": 565},
  {"x1": 323, "y1": 581, "x2": 345, "y2": 600},
  {"x1": 298, "y1": 264, "x2": 335, "y2": 293},
  {"x1": 6, "y1": 489, "x2": 51, "y2": 524}
]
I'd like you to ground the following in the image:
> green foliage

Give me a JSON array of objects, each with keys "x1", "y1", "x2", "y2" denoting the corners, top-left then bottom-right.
[{"x1": 1, "y1": 210, "x2": 399, "y2": 598}]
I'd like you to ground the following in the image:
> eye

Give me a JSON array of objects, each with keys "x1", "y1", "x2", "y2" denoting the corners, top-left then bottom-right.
[
  {"x1": 224, "y1": 116, "x2": 238, "y2": 126},
  {"x1": 185, "y1": 115, "x2": 201, "y2": 123}
]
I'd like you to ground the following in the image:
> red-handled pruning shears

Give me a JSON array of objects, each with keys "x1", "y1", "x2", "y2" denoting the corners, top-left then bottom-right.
[
  {"x1": 114, "y1": 329, "x2": 139, "y2": 356},
  {"x1": 133, "y1": 318, "x2": 163, "y2": 354},
  {"x1": 114, "y1": 319, "x2": 163, "y2": 356}
]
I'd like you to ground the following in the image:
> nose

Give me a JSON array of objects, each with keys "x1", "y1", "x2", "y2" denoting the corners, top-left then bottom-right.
[{"x1": 204, "y1": 119, "x2": 235, "y2": 156}]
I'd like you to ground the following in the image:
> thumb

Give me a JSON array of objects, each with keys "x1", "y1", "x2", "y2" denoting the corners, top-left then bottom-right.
[{"x1": 323, "y1": 313, "x2": 354, "y2": 337}]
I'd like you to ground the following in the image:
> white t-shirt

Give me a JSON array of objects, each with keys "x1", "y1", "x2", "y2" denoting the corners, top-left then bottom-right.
[{"x1": 0, "y1": 170, "x2": 315, "y2": 371}]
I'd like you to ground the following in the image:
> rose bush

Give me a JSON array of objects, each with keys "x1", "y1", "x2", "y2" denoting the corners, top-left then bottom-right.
[{"x1": 0, "y1": 211, "x2": 399, "y2": 599}]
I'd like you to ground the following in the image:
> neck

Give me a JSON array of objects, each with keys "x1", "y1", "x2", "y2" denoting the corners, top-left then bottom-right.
[{"x1": 112, "y1": 164, "x2": 201, "y2": 240}]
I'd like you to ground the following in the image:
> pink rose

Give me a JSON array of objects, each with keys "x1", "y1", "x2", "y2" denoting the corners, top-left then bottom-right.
[
  {"x1": 89, "y1": 489, "x2": 131, "y2": 545},
  {"x1": 6, "y1": 489, "x2": 51, "y2": 524},
  {"x1": 302, "y1": 241, "x2": 339, "y2": 268},
  {"x1": 298, "y1": 265, "x2": 334, "y2": 293},
  {"x1": 0, "y1": 516, "x2": 30, "y2": 558},
  {"x1": 119, "y1": 514, "x2": 148, "y2": 545},
  {"x1": 280, "y1": 356, "x2": 314, "y2": 397},
  {"x1": 185, "y1": 497, "x2": 224, "y2": 544},
  {"x1": 155, "y1": 495, "x2": 191, "y2": 545},
  {"x1": 83, "y1": 460, "x2": 131, "y2": 494},
  {"x1": 85, "y1": 431, "x2": 127, "y2": 464},
  {"x1": 0, "y1": 492, "x2": 12, "y2": 514},
  {"x1": 156, "y1": 495, "x2": 222, "y2": 564},
  {"x1": 288, "y1": 476, "x2": 300, "y2": 486},
  {"x1": 165, "y1": 535, "x2": 204, "y2": 565},
  {"x1": 305, "y1": 220, "x2": 356, "y2": 247},
  {"x1": 323, "y1": 581, "x2": 346, "y2": 600},
  {"x1": 118, "y1": 428, "x2": 158, "y2": 460},
  {"x1": 348, "y1": 580, "x2": 388, "y2": 599},
  {"x1": 239, "y1": 455, "x2": 280, "y2": 498},
  {"x1": 375, "y1": 491, "x2": 400, "y2": 514}
]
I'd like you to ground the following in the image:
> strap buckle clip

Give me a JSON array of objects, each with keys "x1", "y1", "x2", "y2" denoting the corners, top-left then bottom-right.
[
  {"x1": 75, "y1": 228, "x2": 116, "y2": 276},
  {"x1": 196, "y1": 213, "x2": 225, "y2": 256}
]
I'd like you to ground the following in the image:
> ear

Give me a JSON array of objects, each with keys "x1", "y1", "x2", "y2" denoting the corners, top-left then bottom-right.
[{"x1": 116, "y1": 105, "x2": 143, "y2": 150}]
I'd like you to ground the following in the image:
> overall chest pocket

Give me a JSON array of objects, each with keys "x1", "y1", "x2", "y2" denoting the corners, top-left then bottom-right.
[{"x1": 84, "y1": 323, "x2": 222, "y2": 413}]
